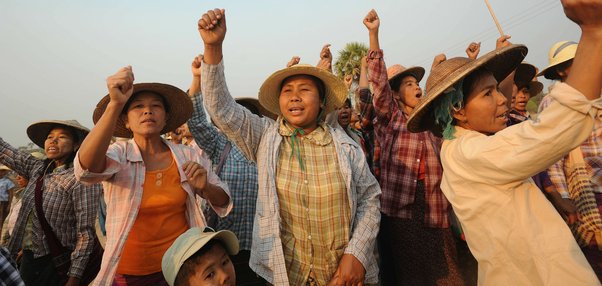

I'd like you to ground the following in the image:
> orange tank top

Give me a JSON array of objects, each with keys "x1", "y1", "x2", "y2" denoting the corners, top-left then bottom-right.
[{"x1": 117, "y1": 157, "x2": 189, "y2": 275}]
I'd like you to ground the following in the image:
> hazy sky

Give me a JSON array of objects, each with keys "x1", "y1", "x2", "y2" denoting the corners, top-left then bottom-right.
[{"x1": 0, "y1": 0, "x2": 578, "y2": 147}]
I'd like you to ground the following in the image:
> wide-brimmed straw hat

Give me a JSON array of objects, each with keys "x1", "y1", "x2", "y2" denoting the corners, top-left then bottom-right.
[
  {"x1": 407, "y1": 44, "x2": 527, "y2": 135},
  {"x1": 93, "y1": 83, "x2": 192, "y2": 138},
  {"x1": 258, "y1": 64, "x2": 347, "y2": 116},
  {"x1": 162, "y1": 228, "x2": 239, "y2": 286},
  {"x1": 514, "y1": 62, "x2": 544, "y2": 97},
  {"x1": 387, "y1": 64, "x2": 425, "y2": 85},
  {"x1": 27, "y1": 120, "x2": 90, "y2": 148},
  {"x1": 235, "y1": 97, "x2": 278, "y2": 120},
  {"x1": 537, "y1": 41, "x2": 577, "y2": 80}
]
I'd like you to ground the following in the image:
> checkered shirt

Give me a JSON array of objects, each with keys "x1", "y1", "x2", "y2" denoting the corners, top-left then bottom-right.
[
  {"x1": 201, "y1": 60, "x2": 381, "y2": 285},
  {"x1": 189, "y1": 92, "x2": 259, "y2": 251},
  {"x1": 367, "y1": 49, "x2": 449, "y2": 228}
]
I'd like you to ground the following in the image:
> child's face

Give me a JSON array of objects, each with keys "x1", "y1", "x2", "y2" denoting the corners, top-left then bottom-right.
[{"x1": 187, "y1": 244, "x2": 235, "y2": 286}]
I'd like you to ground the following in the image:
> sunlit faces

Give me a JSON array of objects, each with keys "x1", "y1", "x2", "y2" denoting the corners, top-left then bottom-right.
[
  {"x1": 123, "y1": 92, "x2": 168, "y2": 137},
  {"x1": 395, "y1": 75, "x2": 423, "y2": 111},
  {"x1": 454, "y1": 71, "x2": 509, "y2": 135},
  {"x1": 44, "y1": 127, "x2": 78, "y2": 166},
  {"x1": 186, "y1": 243, "x2": 235, "y2": 286},
  {"x1": 337, "y1": 101, "x2": 352, "y2": 128},
  {"x1": 513, "y1": 86, "x2": 530, "y2": 112},
  {"x1": 278, "y1": 75, "x2": 323, "y2": 133}
]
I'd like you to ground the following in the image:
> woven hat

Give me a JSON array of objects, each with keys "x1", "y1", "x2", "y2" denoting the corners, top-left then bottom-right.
[
  {"x1": 514, "y1": 62, "x2": 544, "y2": 97},
  {"x1": 258, "y1": 64, "x2": 347, "y2": 116},
  {"x1": 26, "y1": 120, "x2": 90, "y2": 149},
  {"x1": 407, "y1": 44, "x2": 527, "y2": 135},
  {"x1": 235, "y1": 97, "x2": 278, "y2": 120},
  {"x1": 537, "y1": 41, "x2": 577, "y2": 80},
  {"x1": 387, "y1": 64, "x2": 425, "y2": 85},
  {"x1": 93, "y1": 83, "x2": 192, "y2": 138},
  {"x1": 162, "y1": 228, "x2": 239, "y2": 286}
]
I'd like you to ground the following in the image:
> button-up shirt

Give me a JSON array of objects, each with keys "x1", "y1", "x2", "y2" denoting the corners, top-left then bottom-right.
[
  {"x1": 202, "y1": 60, "x2": 381, "y2": 285},
  {"x1": 74, "y1": 138, "x2": 231, "y2": 285},
  {"x1": 367, "y1": 49, "x2": 449, "y2": 227},
  {"x1": 277, "y1": 121, "x2": 351, "y2": 285},
  {"x1": 0, "y1": 138, "x2": 100, "y2": 279},
  {"x1": 188, "y1": 92, "x2": 259, "y2": 251},
  {"x1": 540, "y1": 88, "x2": 602, "y2": 197},
  {"x1": 441, "y1": 83, "x2": 599, "y2": 285}
]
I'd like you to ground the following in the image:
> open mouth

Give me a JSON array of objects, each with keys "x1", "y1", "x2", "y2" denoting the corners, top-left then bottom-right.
[
  {"x1": 46, "y1": 147, "x2": 58, "y2": 153},
  {"x1": 141, "y1": 119, "x2": 156, "y2": 124},
  {"x1": 289, "y1": 106, "x2": 304, "y2": 115}
]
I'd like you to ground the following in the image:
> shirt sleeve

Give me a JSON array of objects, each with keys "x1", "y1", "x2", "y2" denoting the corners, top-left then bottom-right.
[
  {"x1": 0, "y1": 138, "x2": 42, "y2": 179},
  {"x1": 68, "y1": 182, "x2": 102, "y2": 278},
  {"x1": 74, "y1": 143, "x2": 124, "y2": 184},
  {"x1": 446, "y1": 83, "x2": 602, "y2": 186},
  {"x1": 366, "y1": 49, "x2": 396, "y2": 123},
  {"x1": 195, "y1": 149, "x2": 232, "y2": 217},
  {"x1": 201, "y1": 60, "x2": 272, "y2": 163},
  {"x1": 188, "y1": 92, "x2": 228, "y2": 162}
]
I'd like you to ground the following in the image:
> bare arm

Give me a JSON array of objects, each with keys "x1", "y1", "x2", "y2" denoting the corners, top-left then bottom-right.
[
  {"x1": 188, "y1": 54, "x2": 203, "y2": 96},
  {"x1": 78, "y1": 67, "x2": 134, "y2": 172}
]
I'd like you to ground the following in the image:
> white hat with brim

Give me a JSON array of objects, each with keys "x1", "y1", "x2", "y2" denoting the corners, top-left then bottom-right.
[
  {"x1": 258, "y1": 64, "x2": 348, "y2": 116},
  {"x1": 93, "y1": 83, "x2": 192, "y2": 138},
  {"x1": 162, "y1": 228, "x2": 239, "y2": 286},
  {"x1": 0, "y1": 165, "x2": 10, "y2": 171},
  {"x1": 26, "y1": 120, "x2": 90, "y2": 149},
  {"x1": 407, "y1": 44, "x2": 528, "y2": 136},
  {"x1": 536, "y1": 41, "x2": 577, "y2": 80}
]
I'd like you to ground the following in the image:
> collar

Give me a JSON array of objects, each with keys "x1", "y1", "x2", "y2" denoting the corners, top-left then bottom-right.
[{"x1": 278, "y1": 118, "x2": 332, "y2": 146}]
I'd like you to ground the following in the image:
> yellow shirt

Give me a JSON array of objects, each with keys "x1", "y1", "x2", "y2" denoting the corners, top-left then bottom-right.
[{"x1": 276, "y1": 122, "x2": 351, "y2": 285}]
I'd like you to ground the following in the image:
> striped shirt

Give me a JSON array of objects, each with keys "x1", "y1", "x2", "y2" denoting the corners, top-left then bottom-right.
[
  {"x1": 74, "y1": 138, "x2": 231, "y2": 285},
  {"x1": 188, "y1": 92, "x2": 259, "y2": 251},
  {"x1": 201, "y1": 60, "x2": 381, "y2": 285},
  {"x1": 277, "y1": 122, "x2": 351, "y2": 285},
  {"x1": 0, "y1": 138, "x2": 100, "y2": 278},
  {"x1": 367, "y1": 49, "x2": 449, "y2": 228},
  {"x1": 539, "y1": 89, "x2": 602, "y2": 197}
]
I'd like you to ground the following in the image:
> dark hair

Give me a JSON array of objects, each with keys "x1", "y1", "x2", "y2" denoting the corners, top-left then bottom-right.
[
  {"x1": 462, "y1": 68, "x2": 493, "y2": 101},
  {"x1": 173, "y1": 240, "x2": 225, "y2": 286},
  {"x1": 122, "y1": 91, "x2": 170, "y2": 115},
  {"x1": 553, "y1": 59, "x2": 574, "y2": 80},
  {"x1": 389, "y1": 74, "x2": 418, "y2": 93},
  {"x1": 279, "y1": 74, "x2": 326, "y2": 101},
  {"x1": 42, "y1": 125, "x2": 81, "y2": 174}
]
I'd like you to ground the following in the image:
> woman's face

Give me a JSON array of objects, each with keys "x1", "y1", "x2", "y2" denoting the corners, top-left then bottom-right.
[
  {"x1": 278, "y1": 75, "x2": 322, "y2": 133},
  {"x1": 124, "y1": 92, "x2": 168, "y2": 138},
  {"x1": 454, "y1": 72, "x2": 509, "y2": 135},
  {"x1": 337, "y1": 103, "x2": 352, "y2": 128},
  {"x1": 44, "y1": 127, "x2": 77, "y2": 165}
]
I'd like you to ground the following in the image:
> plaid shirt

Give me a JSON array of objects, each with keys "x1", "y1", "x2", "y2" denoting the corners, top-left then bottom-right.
[
  {"x1": 540, "y1": 89, "x2": 602, "y2": 197},
  {"x1": 277, "y1": 122, "x2": 351, "y2": 285},
  {"x1": 0, "y1": 247, "x2": 23, "y2": 286},
  {"x1": 0, "y1": 138, "x2": 100, "y2": 279},
  {"x1": 188, "y1": 92, "x2": 259, "y2": 251},
  {"x1": 74, "y1": 139, "x2": 231, "y2": 285},
  {"x1": 367, "y1": 49, "x2": 449, "y2": 228},
  {"x1": 202, "y1": 61, "x2": 381, "y2": 285}
]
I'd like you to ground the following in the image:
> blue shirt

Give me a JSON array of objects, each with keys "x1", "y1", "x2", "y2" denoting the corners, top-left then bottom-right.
[
  {"x1": 0, "y1": 177, "x2": 15, "y2": 202},
  {"x1": 188, "y1": 92, "x2": 259, "y2": 251}
]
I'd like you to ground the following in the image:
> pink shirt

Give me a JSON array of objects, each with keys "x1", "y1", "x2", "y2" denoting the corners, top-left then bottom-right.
[{"x1": 74, "y1": 138, "x2": 231, "y2": 285}]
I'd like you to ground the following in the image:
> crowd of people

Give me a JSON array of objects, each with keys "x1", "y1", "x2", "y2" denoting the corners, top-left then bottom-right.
[{"x1": 0, "y1": 1, "x2": 601, "y2": 285}]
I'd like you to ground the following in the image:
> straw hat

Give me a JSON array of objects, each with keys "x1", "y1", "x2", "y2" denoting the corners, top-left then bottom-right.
[
  {"x1": 93, "y1": 83, "x2": 192, "y2": 138},
  {"x1": 26, "y1": 120, "x2": 90, "y2": 148},
  {"x1": 514, "y1": 62, "x2": 544, "y2": 97},
  {"x1": 235, "y1": 97, "x2": 278, "y2": 120},
  {"x1": 536, "y1": 41, "x2": 577, "y2": 80},
  {"x1": 387, "y1": 64, "x2": 425, "y2": 85},
  {"x1": 258, "y1": 64, "x2": 347, "y2": 116},
  {"x1": 407, "y1": 44, "x2": 527, "y2": 135},
  {"x1": 162, "y1": 228, "x2": 239, "y2": 286}
]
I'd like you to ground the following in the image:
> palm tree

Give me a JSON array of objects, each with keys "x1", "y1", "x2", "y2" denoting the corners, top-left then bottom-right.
[{"x1": 334, "y1": 42, "x2": 368, "y2": 81}]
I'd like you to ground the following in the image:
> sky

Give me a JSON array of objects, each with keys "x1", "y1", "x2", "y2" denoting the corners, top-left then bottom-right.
[{"x1": 0, "y1": 0, "x2": 579, "y2": 147}]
